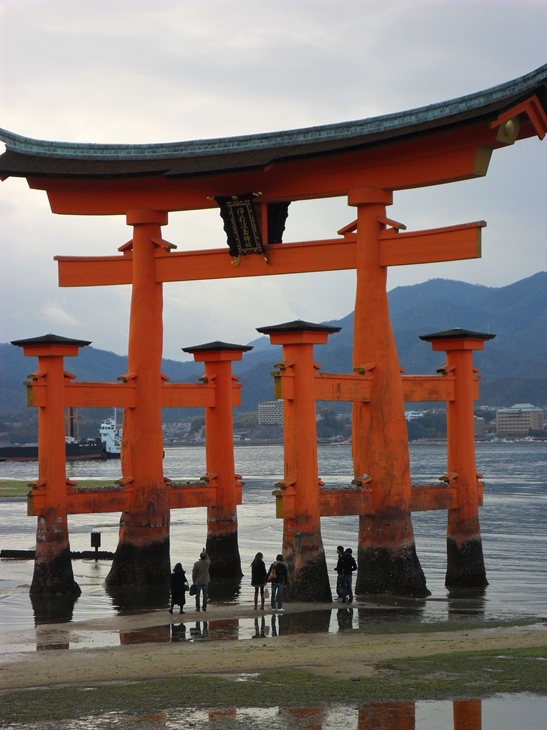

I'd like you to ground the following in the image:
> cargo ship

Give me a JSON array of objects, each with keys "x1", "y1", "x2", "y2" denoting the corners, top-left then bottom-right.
[{"x1": 0, "y1": 410, "x2": 122, "y2": 461}]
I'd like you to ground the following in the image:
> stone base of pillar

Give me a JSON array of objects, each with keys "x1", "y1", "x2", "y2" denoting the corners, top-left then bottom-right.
[
  {"x1": 106, "y1": 536, "x2": 170, "y2": 586},
  {"x1": 206, "y1": 527, "x2": 242, "y2": 579},
  {"x1": 30, "y1": 546, "x2": 81, "y2": 596},
  {"x1": 445, "y1": 536, "x2": 488, "y2": 588},
  {"x1": 356, "y1": 512, "x2": 430, "y2": 597},
  {"x1": 31, "y1": 593, "x2": 78, "y2": 625},
  {"x1": 283, "y1": 533, "x2": 332, "y2": 602}
]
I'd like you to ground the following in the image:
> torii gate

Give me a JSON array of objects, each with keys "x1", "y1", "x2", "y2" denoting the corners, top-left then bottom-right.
[{"x1": 1, "y1": 64, "x2": 546, "y2": 597}]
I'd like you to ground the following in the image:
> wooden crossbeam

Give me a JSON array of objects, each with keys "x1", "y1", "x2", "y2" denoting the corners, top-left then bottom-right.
[
  {"x1": 24, "y1": 380, "x2": 244, "y2": 409},
  {"x1": 55, "y1": 220, "x2": 483, "y2": 288},
  {"x1": 379, "y1": 221, "x2": 484, "y2": 267},
  {"x1": 314, "y1": 372, "x2": 373, "y2": 402},
  {"x1": 27, "y1": 480, "x2": 236, "y2": 515}
]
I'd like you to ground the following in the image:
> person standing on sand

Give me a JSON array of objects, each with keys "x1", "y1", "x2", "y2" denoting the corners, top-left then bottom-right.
[
  {"x1": 251, "y1": 552, "x2": 267, "y2": 610},
  {"x1": 334, "y1": 545, "x2": 345, "y2": 600},
  {"x1": 341, "y1": 547, "x2": 357, "y2": 604},
  {"x1": 192, "y1": 549, "x2": 211, "y2": 612},
  {"x1": 267, "y1": 553, "x2": 288, "y2": 611},
  {"x1": 169, "y1": 562, "x2": 189, "y2": 614}
]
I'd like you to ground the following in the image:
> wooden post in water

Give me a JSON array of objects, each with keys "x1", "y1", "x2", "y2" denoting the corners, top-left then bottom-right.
[
  {"x1": 182, "y1": 341, "x2": 251, "y2": 579},
  {"x1": 350, "y1": 187, "x2": 429, "y2": 597},
  {"x1": 257, "y1": 320, "x2": 340, "y2": 602},
  {"x1": 420, "y1": 329, "x2": 494, "y2": 588},
  {"x1": 106, "y1": 209, "x2": 170, "y2": 587},
  {"x1": 12, "y1": 334, "x2": 90, "y2": 595}
]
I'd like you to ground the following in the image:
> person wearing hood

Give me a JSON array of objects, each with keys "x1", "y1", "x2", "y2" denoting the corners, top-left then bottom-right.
[
  {"x1": 267, "y1": 553, "x2": 288, "y2": 611},
  {"x1": 192, "y1": 549, "x2": 211, "y2": 612}
]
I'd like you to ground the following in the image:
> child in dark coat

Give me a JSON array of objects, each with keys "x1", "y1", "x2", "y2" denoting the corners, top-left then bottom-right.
[{"x1": 169, "y1": 562, "x2": 189, "y2": 614}]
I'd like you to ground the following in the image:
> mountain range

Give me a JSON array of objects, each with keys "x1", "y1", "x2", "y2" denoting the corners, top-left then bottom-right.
[{"x1": 2, "y1": 272, "x2": 546, "y2": 439}]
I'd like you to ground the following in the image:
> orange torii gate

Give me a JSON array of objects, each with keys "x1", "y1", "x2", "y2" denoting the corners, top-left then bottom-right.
[
  {"x1": 12, "y1": 334, "x2": 249, "y2": 593},
  {"x1": 1, "y1": 64, "x2": 546, "y2": 597}
]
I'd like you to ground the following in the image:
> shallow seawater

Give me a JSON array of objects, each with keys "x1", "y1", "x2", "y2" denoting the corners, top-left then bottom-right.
[
  {"x1": 2, "y1": 696, "x2": 547, "y2": 729},
  {"x1": 1, "y1": 443, "x2": 546, "y2": 640}
]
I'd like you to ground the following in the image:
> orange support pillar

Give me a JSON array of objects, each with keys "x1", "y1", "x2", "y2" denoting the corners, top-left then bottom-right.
[
  {"x1": 420, "y1": 328, "x2": 494, "y2": 588},
  {"x1": 453, "y1": 699, "x2": 482, "y2": 730},
  {"x1": 349, "y1": 187, "x2": 428, "y2": 597},
  {"x1": 257, "y1": 320, "x2": 339, "y2": 602},
  {"x1": 106, "y1": 208, "x2": 170, "y2": 587},
  {"x1": 358, "y1": 701, "x2": 415, "y2": 729},
  {"x1": 12, "y1": 334, "x2": 90, "y2": 595},
  {"x1": 182, "y1": 341, "x2": 251, "y2": 579}
]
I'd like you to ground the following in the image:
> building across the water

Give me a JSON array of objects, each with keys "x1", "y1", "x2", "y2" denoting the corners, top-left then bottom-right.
[
  {"x1": 258, "y1": 400, "x2": 284, "y2": 426},
  {"x1": 495, "y1": 403, "x2": 545, "y2": 436}
]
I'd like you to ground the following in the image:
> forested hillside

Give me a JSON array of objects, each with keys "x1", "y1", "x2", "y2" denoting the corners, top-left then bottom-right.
[{"x1": 2, "y1": 273, "x2": 546, "y2": 441}]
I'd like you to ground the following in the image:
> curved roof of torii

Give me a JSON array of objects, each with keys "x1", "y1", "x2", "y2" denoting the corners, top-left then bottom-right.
[{"x1": 0, "y1": 64, "x2": 546, "y2": 181}]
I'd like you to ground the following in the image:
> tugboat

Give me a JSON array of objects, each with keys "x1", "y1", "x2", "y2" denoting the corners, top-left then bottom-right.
[{"x1": 99, "y1": 409, "x2": 122, "y2": 458}]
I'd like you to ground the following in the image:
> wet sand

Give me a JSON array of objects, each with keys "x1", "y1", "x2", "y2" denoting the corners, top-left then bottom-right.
[{"x1": 2, "y1": 603, "x2": 546, "y2": 691}]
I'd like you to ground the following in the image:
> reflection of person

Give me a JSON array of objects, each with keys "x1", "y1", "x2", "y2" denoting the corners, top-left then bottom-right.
[
  {"x1": 190, "y1": 621, "x2": 209, "y2": 640},
  {"x1": 192, "y1": 549, "x2": 211, "y2": 612},
  {"x1": 341, "y1": 548, "x2": 357, "y2": 604},
  {"x1": 251, "y1": 552, "x2": 267, "y2": 610},
  {"x1": 252, "y1": 616, "x2": 266, "y2": 639},
  {"x1": 337, "y1": 607, "x2": 354, "y2": 631},
  {"x1": 334, "y1": 545, "x2": 345, "y2": 600},
  {"x1": 267, "y1": 554, "x2": 288, "y2": 611},
  {"x1": 271, "y1": 613, "x2": 283, "y2": 637},
  {"x1": 171, "y1": 623, "x2": 187, "y2": 642},
  {"x1": 169, "y1": 562, "x2": 189, "y2": 614}
]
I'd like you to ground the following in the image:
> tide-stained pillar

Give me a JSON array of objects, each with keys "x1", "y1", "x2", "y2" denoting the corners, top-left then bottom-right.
[
  {"x1": 12, "y1": 334, "x2": 90, "y2": 595},
  {"x1": 420, "y1": 329, "x2": 494, "y2": 588},
  {"x1": 349, "y1": 187, "x2": 429, "y2": 597},
  {"x1": 257, "y1": 320, "x2": 338, "y2": 602},
  {"x1": 107, "y1": 209, "x2": 170, "y2": 586},
  {"x1": 453, "y1": 700, "x2": 482, "y2": 730},
  {"x1": 182, "y1": 341, "x2": 252, "y2": 578},
  {"x1": 358, "y1": 702, "x2": 415, "y2": 729}
]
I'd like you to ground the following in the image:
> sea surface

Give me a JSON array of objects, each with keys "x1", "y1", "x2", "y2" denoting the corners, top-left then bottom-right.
[
  {"x1": 1, "y1": 443, "x2": 546, "y2": 728},
  {"x1": 1, "y1": 442, "x2": 546, "y2": 632}
]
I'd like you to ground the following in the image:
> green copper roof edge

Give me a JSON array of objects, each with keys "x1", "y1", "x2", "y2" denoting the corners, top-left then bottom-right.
[{"x1": 1, "y1": 64, "x2": 546, "y2": 161}]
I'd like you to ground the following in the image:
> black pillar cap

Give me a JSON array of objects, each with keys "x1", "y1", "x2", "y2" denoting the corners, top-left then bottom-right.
[
  {"x1": 256, "y1": 319, "x2": 341, "y2": 335},
  {"x1": 419, "y1": 327, "x2": 495, "y2": 342},
  {"x1": 182, "y1": 340, "x2": 253, "y2": 354},
  {"x1": 11, "y1": 333, "x2": 92, "y2": 347}
]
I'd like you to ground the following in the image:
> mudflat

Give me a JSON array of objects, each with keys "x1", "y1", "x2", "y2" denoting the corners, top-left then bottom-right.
[{"x1": 2, "y1": 603, "x2": 546, "y2": 690}]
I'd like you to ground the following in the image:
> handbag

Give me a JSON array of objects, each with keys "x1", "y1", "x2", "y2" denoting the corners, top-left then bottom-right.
[
  {"x1": 267, "y1": 567, "x2": 276, "y2": 583},
  {"x1": 189, "y1": 584, "x2": 196, "y2": 596}
]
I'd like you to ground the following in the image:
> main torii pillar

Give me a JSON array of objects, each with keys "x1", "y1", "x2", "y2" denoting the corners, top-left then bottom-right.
[
  {"x1": 351, "y1": 188, "x2": 428, "y2": 596},
  {"x1": 106, "y1": 209, "x2": 170, "y2": 586}
]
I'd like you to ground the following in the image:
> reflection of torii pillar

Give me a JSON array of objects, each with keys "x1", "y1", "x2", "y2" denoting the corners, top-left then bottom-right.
[
  {"x1": 257, "y1": 320, "x2": 338, "y2": 602},
  {"x1": 107, "y1": 209, "x2": 170, "y2": 587},
  {"x1": 12, "y1": 333, "x2": 90, "y2": 596},
  {"x1": 182, "y1": 341, "x2": 252, "y2": 578},
  {"x1": 420, "y1": 329, "x2": 495, "y2": 588},
  {"x1": 350, "y1": 188, "x2": 428, "y2": 597}
]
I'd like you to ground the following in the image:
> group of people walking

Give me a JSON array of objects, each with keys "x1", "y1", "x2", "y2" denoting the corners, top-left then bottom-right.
[
  {"x1": 169, "y1": 546, "x2": 357, "y2": 614},
  {"x1": 168, "y1": 549, "x2": 211, "y2": 615}
]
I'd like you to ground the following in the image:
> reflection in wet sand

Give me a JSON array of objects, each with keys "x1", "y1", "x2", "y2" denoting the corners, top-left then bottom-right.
[{"x1": 120, "y1": 624, "x2": 170, "y2": 645}]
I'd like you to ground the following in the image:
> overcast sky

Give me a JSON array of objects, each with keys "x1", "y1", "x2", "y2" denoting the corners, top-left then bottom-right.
[{"x1": 1, "y1": 0, "x2": 546, "y2": 360}]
